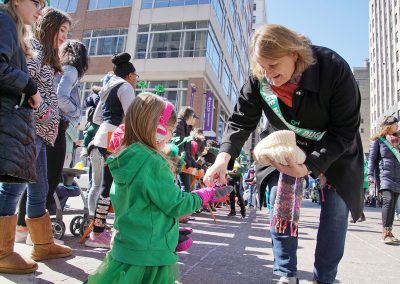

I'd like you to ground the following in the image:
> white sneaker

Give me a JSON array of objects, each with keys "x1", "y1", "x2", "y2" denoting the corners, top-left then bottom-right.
[
  {"x1": 277, "y1": 276, "x2": 299, "y2": 284},
  {"x1": 15, "y1": 226, "x2": 29, "y2": 243}
]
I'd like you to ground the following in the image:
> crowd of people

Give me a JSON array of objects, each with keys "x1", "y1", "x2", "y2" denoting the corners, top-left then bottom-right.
[{"x1": 0, "y1": 1, "x2": 399, "y2": 283}]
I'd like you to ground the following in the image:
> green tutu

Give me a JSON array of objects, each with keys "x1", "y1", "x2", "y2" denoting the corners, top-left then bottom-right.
[{"x1": 88, "y1": 254, "x2": 180, "y2": 284}]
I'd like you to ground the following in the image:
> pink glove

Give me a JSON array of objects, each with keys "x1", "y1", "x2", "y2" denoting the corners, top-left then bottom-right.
[
  {"x1": 194, "y1": 186, "x2": 234, "y2": 206},
  {"x1": 194, "y1": 187, "x2": 217, "y2": 206}
]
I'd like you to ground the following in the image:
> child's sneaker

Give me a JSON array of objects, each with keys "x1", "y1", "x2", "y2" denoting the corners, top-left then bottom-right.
[
  {"x1": 85, "y1": 230, "x2": 112, "y2": 249},
  {"x1": 176, "y1": 233, "x2": 193, "y2": 252},
  {"x1": 179, "y1": 227, "x2": 193, "y2": 235},
  {"x1": 15, "y1": 226, "x2": 29, "y2": 243}
]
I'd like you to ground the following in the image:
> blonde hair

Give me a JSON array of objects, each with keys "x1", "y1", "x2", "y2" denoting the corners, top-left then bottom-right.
[
  {"x1": 120, "y1": 92, "x2": 177, "y2": 156},
  {"x1": 372, "y1": 125, "x2": 395, "y2": 140},
  {"x1": 249, "y1": 24, "x2": 316, "y2": 79},
  {"x1": 1, "y1": 0, "x2": 45, "y2": 58}
]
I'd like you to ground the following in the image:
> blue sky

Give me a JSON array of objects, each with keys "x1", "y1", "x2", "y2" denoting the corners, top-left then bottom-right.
[{"x1": 267, "y1": 0, "x2": 369, "y2": 68}]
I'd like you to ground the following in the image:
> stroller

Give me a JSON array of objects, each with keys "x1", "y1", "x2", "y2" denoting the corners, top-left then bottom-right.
[{"x1": 48, "y1": 167, "x2": 91, "y2": 240}]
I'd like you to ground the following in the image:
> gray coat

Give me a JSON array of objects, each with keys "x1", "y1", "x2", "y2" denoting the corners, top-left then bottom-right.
[
  {"x1": 0, "y1": 10, "x2": 37, "y2": 183},
  {"x1": 367, "y1": 139, "x2": 400, "y2": 193}
]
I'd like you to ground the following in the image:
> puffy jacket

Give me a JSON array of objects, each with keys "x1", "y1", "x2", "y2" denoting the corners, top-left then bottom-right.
[
  {"x1": 0, "y1": 10, "x2": 37, "y2": 183},
  {"x1": 367, "y1": 139, "x2": 400, "y2": 193}
]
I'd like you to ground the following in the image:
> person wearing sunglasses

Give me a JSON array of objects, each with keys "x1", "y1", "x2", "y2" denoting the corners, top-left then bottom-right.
[
  {"x1": 204, "y1": 24, "x2": 364, "y2": 284},
  {"x1": 0, "y1": 0, "x2": 47, "y2": 274}
]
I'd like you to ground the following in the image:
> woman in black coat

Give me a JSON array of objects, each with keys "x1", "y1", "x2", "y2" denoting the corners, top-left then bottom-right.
[
  {"x1": 204, "y1": 24, "x2": 363, "y2": 284},
  {"x1": 173, "y1": 106, "x2": 198, "y2": 192},
  {"x1": 368, "y1": 116, "x2": 400, "y2": 244}
]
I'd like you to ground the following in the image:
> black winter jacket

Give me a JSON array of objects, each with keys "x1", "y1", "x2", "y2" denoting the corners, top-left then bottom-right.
[
  {"x1": 220, "y1": 45, "x2": 364, "y2": 220},
  {"x1": 0, "y1": 10, "x2": 37, "y2": 183},
  {"x1": 173, "y1": 118, "x2": 197, "y2": 168},
  {"x1": 368, "y1": 139, "x2": 400, "y2": 193}
]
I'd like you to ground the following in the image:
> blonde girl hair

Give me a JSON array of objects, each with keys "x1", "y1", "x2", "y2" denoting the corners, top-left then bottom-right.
[
  {"x1": 0, "y1": 0, "x2": 45, "y2": 58},
  {"x1": 249, "y1": 24, "x2": 316, "y2": 79},
  {"x1": 372, "y1": 124, "x2": 396, "y2": 140},
  {"x1": 121, "y1": 92, "x2": 177, "y2": 156}
]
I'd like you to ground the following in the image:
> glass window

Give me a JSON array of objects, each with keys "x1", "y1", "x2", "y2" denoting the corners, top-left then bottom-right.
[
  {"x1": 229, "y1": 0, "x2": 235, "y2": 19},
  {"x1": 137, "y1": 80, "x2": 188, "y2": 108},
  {"x1": 231, "y1": 84, "x2": 238, "y2": 105},
  {"x1": 223, "y1": 64, "x2": 231, "y2": 98},
  {"x1": 207, "y1": 28, "x2": 222, "y2": 77},
  {"x1": 226, "y1": 24, "x2": 233, "y2": 57},
  {"x1": 51, "y1": 0, "x2": 78, "y2": 12},
  {"x1": 212, "y1": 0, "x2": 224, "y2": 34},
  {"x1": 141, "y1": 0, "x2": 153, "y2": 8},
  {"x1": 88, "y1": 0, "x2": 132, "y2": 10},
  {"x1": 83, "y1": 28, "x2": 128, "y2": 56},
  {"x1": 136, "y1": 21, "x2": 208, "y2": 59},
  {"x1": 149, "y1": 32, "x2": 181, "y2": 58}
]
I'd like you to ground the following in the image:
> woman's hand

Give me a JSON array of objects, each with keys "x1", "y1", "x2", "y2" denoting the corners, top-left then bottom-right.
[
  {"x1": 203, "y1": 152, "x2": 231, "y2": 187},
  {"x1": 28, "y1": 92, "x2": 42, "y2": 109},
  {"x1": 269, "y1": 156, "x2": 309, "y2": 178}
]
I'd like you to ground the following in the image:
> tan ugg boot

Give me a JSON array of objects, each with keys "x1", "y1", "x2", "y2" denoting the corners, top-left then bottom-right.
[
  {"x1": 0, "y1": 215, "x2": 38, "y2": 274},
  {"x1": 25, "y1": 211, "x2": 72, "y2": 261}
]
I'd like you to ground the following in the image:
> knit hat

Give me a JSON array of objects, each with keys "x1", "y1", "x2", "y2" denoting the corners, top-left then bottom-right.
[
  {"x1": 253, "y1": 130, "x2": 306, "y2": 166},
  {"x1": 111, "y1": 53, "x2": 136, "y2": 78}
]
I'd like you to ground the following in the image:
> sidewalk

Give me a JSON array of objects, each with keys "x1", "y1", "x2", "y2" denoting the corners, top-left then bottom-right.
[{"x1": 1, "y1": 199, "x2": 399, "y2": 283}]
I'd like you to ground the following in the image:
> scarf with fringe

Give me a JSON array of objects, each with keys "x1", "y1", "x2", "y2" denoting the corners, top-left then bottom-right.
[{"x1": 272, "y1": 173, "x2": 303, "y2": 237}]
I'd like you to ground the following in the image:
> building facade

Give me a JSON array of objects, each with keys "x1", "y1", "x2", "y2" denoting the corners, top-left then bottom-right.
[
  {"x1": 52, "y1": 0, "x2": 256, "y2": 150},
  {"x1": 252, "y1": 0, "x2": 267, "y2": 32},
  {"x1": 353, "y1": 60, "x2": 371, "y2": 155},
  {"x1": 369, "y1": 0, "x2": 400, "y2": 135}
]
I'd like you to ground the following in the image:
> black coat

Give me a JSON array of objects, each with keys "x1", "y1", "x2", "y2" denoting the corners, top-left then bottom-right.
[
  {"x1": 219, "y1": 45, "x2": 364, "y2": 220},
  {"x1": 368, "y1": 139, "x2": 400, "y2": 193},
  {"x1": 173, "y1": 118, "x2": 197, "y2": 168},
  {"x1": 0, "y1": 10, "x2": 37, "y2": 183}
]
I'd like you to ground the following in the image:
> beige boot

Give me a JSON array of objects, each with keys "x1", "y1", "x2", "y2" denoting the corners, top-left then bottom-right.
[
  {"x1": 0, "y1": 215, "x2": 38, "y2": 274},
  {"x1": 382, "y1": 227, "x2": 397, "y2": 245},
  {"x1": 26, "y1": 211, "x2": 72, "y2": 261}
]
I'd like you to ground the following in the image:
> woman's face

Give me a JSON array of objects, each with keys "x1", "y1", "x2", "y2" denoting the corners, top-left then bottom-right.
[
  {"x1": 15, "y1": 0, "x2": 44, "y2": 26},
  {"x1": 126, "y1": 72, "x2": 138, "y2": 88},
  {"x1": 186, "y1": 114, "x2": 196, "y2": 126},
  {"x1": 388, "y1": 123, "x2": 398, "y2": 135},
  {"x1": 54, "y1": 22, "x2": 70, "y2": 49},
  {"x1": 257, "y1": 52, "x2": 298, "y2": 86}
]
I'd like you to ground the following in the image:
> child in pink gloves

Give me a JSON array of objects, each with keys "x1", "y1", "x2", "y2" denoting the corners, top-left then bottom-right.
[{"x1": 88, "y1": 93, "x2": 230, "y2": 284}]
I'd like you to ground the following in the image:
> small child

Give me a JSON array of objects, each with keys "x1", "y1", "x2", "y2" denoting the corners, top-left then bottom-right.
[{"x1": 88, "y1": 93, "x2": 225, "y2": 284}]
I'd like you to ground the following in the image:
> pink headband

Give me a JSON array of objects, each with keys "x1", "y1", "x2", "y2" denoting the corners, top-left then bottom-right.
[{"x1": 157, "y1": 100, "x2": 174, "y2": 136}]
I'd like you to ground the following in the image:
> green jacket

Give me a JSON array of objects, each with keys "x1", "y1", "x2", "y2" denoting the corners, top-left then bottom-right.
[{"x1": 107, "y1": 143, "x2": 202, "y2": 266}]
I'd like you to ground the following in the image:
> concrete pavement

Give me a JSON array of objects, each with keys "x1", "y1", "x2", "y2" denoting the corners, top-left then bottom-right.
[{"x1": 1, "y1": 199, "x2": 399, "y2": 283}]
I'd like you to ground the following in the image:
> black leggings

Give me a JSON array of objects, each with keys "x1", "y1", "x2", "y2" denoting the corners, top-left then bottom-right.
[
  {"x1": 228, "y1": 176, "x2": 246, "y2": 214},
  {"x1": 381, "y1": 190, "x2": 399, "y2": 228},
  {"x1": 46, "y1": 119, "x2": 68, "y2": 209}
]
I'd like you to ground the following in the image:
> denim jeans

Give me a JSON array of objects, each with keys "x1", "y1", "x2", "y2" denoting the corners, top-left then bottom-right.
[
  {"x1": 247, "y1": 185, "x2": 256, "y2": 206},
  {"x1": 269, "y1": 184, "x2": 349, "y2": 283},
  {"x1": 0, "y1": 136, "x2": 48, "y2": 218}
]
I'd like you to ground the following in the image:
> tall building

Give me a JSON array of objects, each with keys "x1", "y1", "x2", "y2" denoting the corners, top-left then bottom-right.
[
  {"x1": 353, "y1": 60, "x2": 371, "y2": 156},
  {"x1": 52, "y1": 0, "x2": 254, "y2": 145},
  {"x1": 252, "y1": 0, "x2": 267, "y2": 32},
  {"x1": 369, "y1": 0, "x2": 400, "y2": 135}
]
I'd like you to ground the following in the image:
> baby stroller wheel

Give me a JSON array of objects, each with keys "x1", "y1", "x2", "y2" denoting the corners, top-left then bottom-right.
[
  {"x1": 79, "y1": 217, "x2": 93, "y2": 237},
  {"x1": 51, "y1": 218, "x2": 66, "y2": 240},
  {"x1": 70, "y1": 216, "x2": 84, "y2": 236}
]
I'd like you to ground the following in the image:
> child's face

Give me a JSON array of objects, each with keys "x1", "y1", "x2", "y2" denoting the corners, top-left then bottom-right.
[{"x1": 156, "y1": 127, "x2": 173, "y2": 151}]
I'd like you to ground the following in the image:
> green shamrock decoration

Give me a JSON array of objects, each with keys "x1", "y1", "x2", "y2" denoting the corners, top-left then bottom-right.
[
  {"x1": 137, "y1": 81, "x2": 147, "y2": 93},
  {"x1": 154, "y1": 84, "x2": 165, "y2": 96}
]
